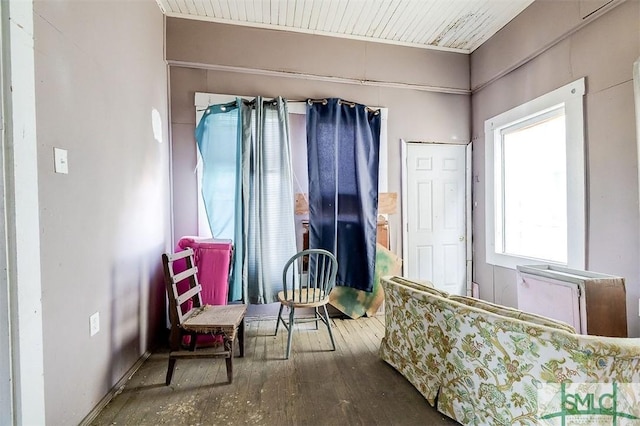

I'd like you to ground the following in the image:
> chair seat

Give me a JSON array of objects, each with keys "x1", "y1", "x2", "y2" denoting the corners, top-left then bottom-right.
[
  {"x1": 182, "y1": 304, "x2": 247, "y2": 337},
  {"x1": 278, "y1": 288, "x2": 328, "y2": 307}
]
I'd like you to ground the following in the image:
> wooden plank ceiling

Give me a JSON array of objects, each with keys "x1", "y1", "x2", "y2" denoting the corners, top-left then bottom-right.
[{"x1": 155, "y1": 0, "x2": 535, "y2": 53}]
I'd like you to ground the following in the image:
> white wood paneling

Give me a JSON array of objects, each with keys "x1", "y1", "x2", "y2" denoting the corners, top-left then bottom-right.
[
  {"x1": 202, "y1": 0, "x2": 214, "y2": 16},
  {"x1": 211, "y1": 0, "x2": 222, "y2": 17},
  {"x1": 156, "y1": 0, "x2": 535, "y2": 53}
]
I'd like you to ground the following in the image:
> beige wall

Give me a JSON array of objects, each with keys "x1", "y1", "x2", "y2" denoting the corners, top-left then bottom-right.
[
  {"x1": 33, "y1": 1, "x2": 170, "y2": 423},
  {"x1": 167, "y1": 18, "x2": 471, "y2": 253},
  {"x1": 471, "y1": 0, "x2": 640, "y2": 337}
]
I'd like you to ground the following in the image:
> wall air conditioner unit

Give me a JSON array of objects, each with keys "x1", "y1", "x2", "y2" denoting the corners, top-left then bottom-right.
[{"x1": 516, "y1": 264, "x2": 627, "y2": 337}]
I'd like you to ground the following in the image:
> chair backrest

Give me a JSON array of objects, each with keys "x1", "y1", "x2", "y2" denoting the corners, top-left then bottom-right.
[
  {"x1": 162, "y1": 248, "x2": 204, "y2": 327},
  {"x1": 282, "y1": 249, "x2": 338, "y2": 304}
]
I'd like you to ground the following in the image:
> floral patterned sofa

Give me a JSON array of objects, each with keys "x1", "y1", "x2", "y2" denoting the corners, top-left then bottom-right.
[{"x1": 379, "y1": 276, "x2": 640, "y2": 425}]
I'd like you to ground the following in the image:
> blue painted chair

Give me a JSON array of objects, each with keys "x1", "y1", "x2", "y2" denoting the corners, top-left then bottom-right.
[{"x1": 275, "y1": 249, "x2": 338, "y2": 359}]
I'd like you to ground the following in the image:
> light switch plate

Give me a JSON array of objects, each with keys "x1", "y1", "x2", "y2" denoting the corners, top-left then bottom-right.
[
  {"x1": 90, "y1": 312, "x2": 100, "y2": 336},
  {"x1": 54, "y1": 148, "x2": 68, "y2": 174}
]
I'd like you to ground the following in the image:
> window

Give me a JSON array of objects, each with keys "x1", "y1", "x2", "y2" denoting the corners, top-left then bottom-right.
[
  {"x1": 485, "y1": 78, "x2": 585, "y2": 270},
  {"x1": 194, "y1": 93, "x2": 388, "y2": 238}
]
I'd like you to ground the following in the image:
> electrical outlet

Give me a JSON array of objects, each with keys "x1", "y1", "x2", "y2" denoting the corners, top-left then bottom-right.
[{"x1": 90, "y1": 312, "x2": 100, "y2": 336}]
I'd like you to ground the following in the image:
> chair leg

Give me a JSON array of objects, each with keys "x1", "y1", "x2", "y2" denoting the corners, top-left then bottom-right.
[
  {"x1": 165, "y1": 357, "x2": 177, "y2": 386},
  {"x1": 238, "y1": 318, "x2": 245, "y2": 358},
  {"x1": 275, "y1": 303, "x2": 284, "y2": 336},
  {"x1": 314, "y1": 307, "x2": 319, "y2": 330},
  {"x1": 188, "y1": 333, "x2": 198, "y2": 351},
  {"x1": 224, "y1": 337, "x2": 234, "y2": 383},
  {"x1": 285, "y1": 306, "x2": 295, "y2": 359},
  {"x1": 322, "y1": 305, "x2": 336, "y2": 351},
  {"x1": 169, "y1": 325, "x2": 181, "y2": 351},
  {"x1": 166, "y1": 325, "x2": 181, "y2": 386}
]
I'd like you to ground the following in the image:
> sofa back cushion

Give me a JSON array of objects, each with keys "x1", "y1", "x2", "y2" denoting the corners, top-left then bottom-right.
[
  {"x1": 386, "y1": 276, "x2": 449, "y2": 298},
  {"x1": 449, "y1": 295, "x2": 576, "y2": 334}
]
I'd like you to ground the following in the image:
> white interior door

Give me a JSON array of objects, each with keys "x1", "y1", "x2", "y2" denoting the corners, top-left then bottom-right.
[{"x1": 403, "y1": 142, "x2": 467, "y2": 295}]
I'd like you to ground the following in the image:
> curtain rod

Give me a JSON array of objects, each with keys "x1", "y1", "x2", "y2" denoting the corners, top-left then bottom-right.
[
  {"x1": 197, "y1": 97, "x2": 379, "y2": 115},
  {"x1": 307, "y1": 98, "x2": 380, "y2": 115},
  {"x1": 197, "y1": 97, "x2": 280, "y2": 113}
]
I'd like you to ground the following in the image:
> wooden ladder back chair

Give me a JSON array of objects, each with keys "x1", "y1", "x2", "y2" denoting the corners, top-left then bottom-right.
[
  {"x1": 162, "y1": 248, "x2": 247, "y2": 385},
  {"x1": 275, "y1": 249, "x2": 338, "y2": 359}
]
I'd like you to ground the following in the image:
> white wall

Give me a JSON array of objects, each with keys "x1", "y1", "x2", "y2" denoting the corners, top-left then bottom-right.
[
  {"x1": 166, "y1": 18, "x2": 471, "y2": 255},
  {"x1": 32, "y1": 1, "x2": 171, "y2": 423},
  {"x1": 471, "y1": 0, "x2": 640, "y2": 337}
]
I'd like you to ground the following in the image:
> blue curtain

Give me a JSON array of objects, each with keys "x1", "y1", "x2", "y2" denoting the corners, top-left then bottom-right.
[
  {"x1": 195, "y1": 97, "x2": 297, "y2": 303},
  {"x1": 195, "y1": 99, "x2": 244, "y2": 302},
  {"x1": 306, "y1": 98, "x2": 381, "y2": 292}
]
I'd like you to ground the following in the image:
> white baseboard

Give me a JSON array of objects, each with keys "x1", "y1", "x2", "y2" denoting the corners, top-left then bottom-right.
[{"x1": 79, "y1": 351, "x2": 151, "y2": 426}]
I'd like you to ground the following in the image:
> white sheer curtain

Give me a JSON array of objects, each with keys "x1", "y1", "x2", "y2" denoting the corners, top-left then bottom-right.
[
  {"x1": 196, "y1": 96, "x2": 296, "y2": 304},
  {"x1": 244, "y1": 97, "x2": 297, "y2": 303}
]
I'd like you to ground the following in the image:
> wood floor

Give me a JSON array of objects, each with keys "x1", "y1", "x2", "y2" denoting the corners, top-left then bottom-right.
[{"x1": 91, "y1": 315, "x2": 459, "y2": 425}]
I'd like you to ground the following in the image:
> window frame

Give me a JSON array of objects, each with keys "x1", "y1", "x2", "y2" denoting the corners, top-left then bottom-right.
[{"x1": 484, "y1": 78, "x2": 586, "y2": 270}]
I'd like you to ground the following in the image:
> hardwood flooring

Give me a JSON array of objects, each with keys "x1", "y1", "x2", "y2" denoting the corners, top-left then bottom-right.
[{"x1": 91, "y1": 315, "x2": 459, "y2": 425}]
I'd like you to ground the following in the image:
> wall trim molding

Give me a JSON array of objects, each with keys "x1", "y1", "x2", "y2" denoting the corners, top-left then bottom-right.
[
  {"x1": 168, "y1": 60, "x2": 471, "y2": 95},
  {"x1": 3, "y1": 1, "x2": 46, "y2": 423},
  {"x1": 79, "y1": 351, "x2": 152, "y2": 426}
]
